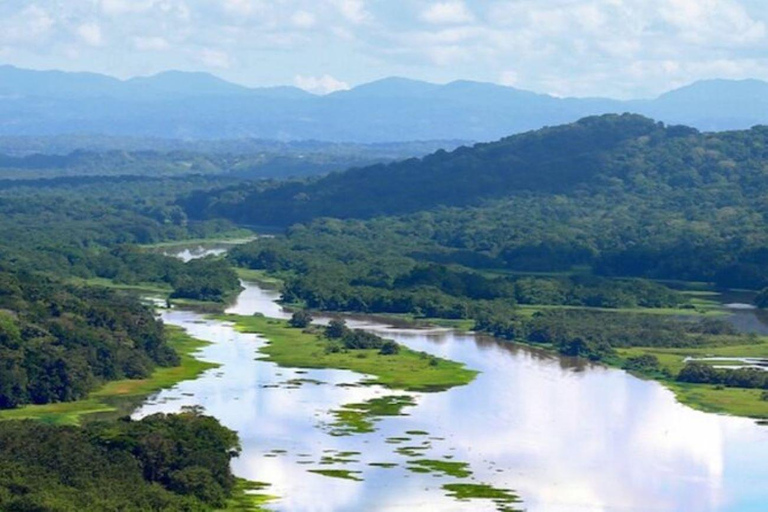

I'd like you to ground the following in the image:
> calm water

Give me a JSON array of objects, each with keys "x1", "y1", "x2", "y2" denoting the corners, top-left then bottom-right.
[{"x1": 134, "y1": 256, "x2": 768, "y2": 511}]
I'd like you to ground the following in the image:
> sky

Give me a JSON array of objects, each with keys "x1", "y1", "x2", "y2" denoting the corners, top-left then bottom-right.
[{"x1": 0, "y1": 0, "x2": 766, "y2": 98}]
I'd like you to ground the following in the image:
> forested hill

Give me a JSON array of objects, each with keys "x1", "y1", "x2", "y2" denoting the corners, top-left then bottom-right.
[{"x1": 184, "y1": 114, "x2": 767, "y2": 226}]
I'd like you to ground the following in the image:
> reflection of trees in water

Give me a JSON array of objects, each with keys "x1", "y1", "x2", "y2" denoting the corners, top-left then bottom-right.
[{"x1": 471, "y1": 332, "x2": 593, "y2": 372}]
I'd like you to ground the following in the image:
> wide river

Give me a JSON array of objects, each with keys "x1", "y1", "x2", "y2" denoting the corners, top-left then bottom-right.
[{"x1": 134, "y1": 251, "x2": 768, "y2": 512}]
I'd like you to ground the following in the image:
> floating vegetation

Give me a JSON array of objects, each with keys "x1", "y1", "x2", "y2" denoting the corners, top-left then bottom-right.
[
  {"x1": 395, "y1": 445, "x2": 430, "y2": 457},
  {"x1": 325, "y1": 395, "x2": 416, "y2": 436},
  {"x1": 385, "y1": 437, "x2": 411, "y2": 444},
  {"x1": 221, "y1": 479, "x2": 278, "y2": 511},
  {"x1": 442, "y1": 483, "x2": 521, "y2": 512},
  {"x1": 405, "y1": 430, "x2": 429, "y2": 436},
  {"x1": 407, "y1": 459, "x2": 472, "y2": 478},
  {"x1": 308, "y1": 469, "x2": 363, "y2": 482},
  {"x1": 320, "y1": 455, "x2": 358, "y2": 465},
  {"x1": 368, "y1": 462, "x2": 398, "y2": 469},
  {"x1": 284, "y1": 378, "x2": 325, "y2": 387}
]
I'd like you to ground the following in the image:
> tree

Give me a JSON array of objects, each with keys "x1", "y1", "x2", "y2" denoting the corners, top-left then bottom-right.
[
  {"x1": 288, "y1": 311, "x2": 313, "y2": 328},
  {"x1": 379, "y1": 340, "x2": 400, "y2": 355},
  {"x1": 325, "y1": 319, "x2": 348, "y2": 339}
]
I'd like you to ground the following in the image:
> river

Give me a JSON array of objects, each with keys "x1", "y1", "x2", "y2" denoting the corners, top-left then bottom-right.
[{"x1": 133, "y1": 249, "x2": 768, "y2": 512}]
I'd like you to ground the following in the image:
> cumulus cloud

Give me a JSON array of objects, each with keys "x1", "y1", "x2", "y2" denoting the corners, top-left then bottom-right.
[
  {"x1": 0, "y1": 0, "x2": 766, "y2": 98},
  {"x1": 0, "y1": 5, "x2": 54, "y2": 44},
  {"x1": 420, "y1": 1, "x2": 474, "y2": 25},
  {"x1": 77, "y1": 23, "x2": 104, "y2": 47},
  {"x1": 291, "y1": 10, "x2": 316, "y2": 29},
  {"x1": 333, "y1": 0, "x2": 369, "y2": 24},
  {"x1": 294, "y1": 74, "x2": 350, "y2": 94}
]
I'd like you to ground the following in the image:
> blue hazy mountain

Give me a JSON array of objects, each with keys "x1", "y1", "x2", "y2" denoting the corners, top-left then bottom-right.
[{"x1": 0, "y1": 65, "x2": 765, "y2": 141}]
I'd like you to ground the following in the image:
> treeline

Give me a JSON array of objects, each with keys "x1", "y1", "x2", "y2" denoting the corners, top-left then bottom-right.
[
  {"x1": 0, "y1": 176, "x2": 242, "y2": 302},
  {"x1": 474, "y1": 309, "x2": 739, "y2": 361},
  {"x1": 0, "y1": 410, "x2": 241, "y2": 511},
  {"x1": 0, "y1": 270, "x2": 178, "y2": 409},
  {"x1": 228, "y1": 226, "x2": 686, "y2": 321},
  {"x1": 189, "y1": 115, "x2": 768, "y2": 289},
  {"x1": 90, "y1": 247, "x2": 241, "y2": 302},
  {"x1": 677, "y1": 362, "x2": 768, "y2": 390}
]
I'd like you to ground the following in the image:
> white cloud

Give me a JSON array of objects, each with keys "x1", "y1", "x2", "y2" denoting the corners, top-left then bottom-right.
[
  {"x1": 1, "y1": 5, "x2": 54, "y2": 44},
  {"x1": 199, "y1": 48, "x2": 232, "y2": 68},
  {"x1": 333, "y1": 0, "x2": 369, "y2": 24},
  {"x1": 291, "y1": 10, "x2": 316, "y2": 29},
  {"x1": 420, "y1": 1, "x2": 475, "y2": 25},
  {"x1": 294, "y1": 74, "x2": 350, "y2": 94},
  {"x1": 100, "y1": 0, "x2": 157, "y2": 16},
  {"x1": 77, "y1": 23, "x2": 104, "y2": 47},
  {"x1": 133, "y1": 36, "x2": 170, "y2": 51}
]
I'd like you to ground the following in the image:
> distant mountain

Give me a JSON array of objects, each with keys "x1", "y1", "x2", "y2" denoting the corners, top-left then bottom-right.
[{"x1": 0, "y1": 65, "x2": 765, "y2": 141}]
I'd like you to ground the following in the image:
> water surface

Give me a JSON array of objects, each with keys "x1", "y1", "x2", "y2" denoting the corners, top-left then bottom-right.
[{"x1": 134, "y1": 256, "x2": 768, "y2": 512}]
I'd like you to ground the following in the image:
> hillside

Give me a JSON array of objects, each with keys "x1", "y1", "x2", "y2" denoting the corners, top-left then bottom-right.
[
  {"x1": 0, "y1": 66, "x2": 766, "y2": 141},
  {"x1": 186, "y1": 113, "x2": 766, "y2": 223},
  {"x1": 188, "y1": 114, "x2": 768, "y2": 289}
]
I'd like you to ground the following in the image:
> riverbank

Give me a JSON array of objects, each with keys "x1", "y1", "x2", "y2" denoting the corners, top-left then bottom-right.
[
  {"x1": 218, "y1": 313, "x2": 478, "y2": 392},
  {"x1": 614, "y1": 342, "x2": 768, "y2": 419},
  {"x1": 0, "y1": 326, "x2": 217, "y2": 425}
]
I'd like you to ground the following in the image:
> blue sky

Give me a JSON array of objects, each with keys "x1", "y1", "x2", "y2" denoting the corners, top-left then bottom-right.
[{"x1": 0, "y1": 0, "x2": 766, "y2": 98}]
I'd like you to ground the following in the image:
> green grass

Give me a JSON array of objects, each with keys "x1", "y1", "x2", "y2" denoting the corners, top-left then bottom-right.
[
  {"x1": 516, "y1": 303, "x2": 724, "y2": 318},
  {"x1": 217, "y1": 479, "x2": 277, "y2": 511},
  {"x1": 407, "y1": 459, "x2": 472, "y2": 478},
  {"x1": 217, "y1": 314, "x2": 478, "y2": 392},
  {"x1": 442, "y1": 483, "x2": 521, "y2": 511},
  {"x1": 235, "y1": 268, "x2": 285, "y2": 288},
  {"x1": 69, "y1": 277, "x2": 171, "y2": 296},
  {"x1": 140, "y1": 230, "x2": 256, "y2": 250},
  {"x1": 0, "y1": 326, "x2": 217, "y2": 425},
  {"x1": 326, "y1": 395, "x2": 417, "y2": 436},
  {"x1": 615, "y1": 341, "x2": 768, "y2": 418}
]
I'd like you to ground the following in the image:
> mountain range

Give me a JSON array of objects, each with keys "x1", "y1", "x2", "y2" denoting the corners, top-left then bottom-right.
[{"x1": 1, "y1": 65, "x2": 767, "y2": 142}]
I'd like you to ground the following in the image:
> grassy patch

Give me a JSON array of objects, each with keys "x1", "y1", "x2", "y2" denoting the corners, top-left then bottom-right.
[
  {"x1": 69, "y1": 277, "x2": 171, "y2": 296},
  {"x1": 442, "y1": 483, "x2": 521, "y2": 512},
  {"x1": 307, "y1": 469, "x2": 363, "y2": 482},
  {"x1": 235, "y1": 268, "x2": 285, "y2": 288},
  {"x1": 408, "y1": 459, "x2": 472, "y2": 478},
  {"x1": 326, "y1": 395, "x2": 416, "y2": 436},
  {"x1": 0, "y1": 326, "x2": 217, "y2": 425},
  {"x1": 615, "y1": 340, "x2": 768, "y2": 418},
  {"x1": 516, "y1": 303, "x2": 724, "y2": 318},
  {"x1": 218, "y1": 314, "x2": 478, "y2": 392},
  {"x1": 218, "y1": 479, "x2": 277, "y2": 511},
  {"x1": 141, "y1": 231, "x2": 256, "y2": 250}
]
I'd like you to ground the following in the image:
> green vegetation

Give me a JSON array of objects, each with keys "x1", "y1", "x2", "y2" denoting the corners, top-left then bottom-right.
[
  {"x1": 0, "y1": 410, "x2": 243, "y2": 511},
  {"x1": 326, "y1": 395, "x2": 417, "y2": 436},
  {"x1": 615, "y1": 340, "x2": 768, "y2": 418},
  {"x1": 0, "y1": 326, "x2": 217, "y2": 425},
  {"x1": 442, "y1": 483, "x2": 521, "y2": 512},
  {"x1": 307, "y1": 469, "x2": 363, "y2": 481},
  {"x1": 407, "y1": 459, "x2": 472, "y2": 478},
  {"x1": 219, "y1": 314, "x2": 477, "y2": 392},
  {"x1": 197, "y1": 115, "x2": 768, "y2": 293},
  {"x1": 0, "y1": 271, "x2": 180, "y2": 411},
  {"x1": 218, "y1": 479, "x2": 277, "y2": 511}
]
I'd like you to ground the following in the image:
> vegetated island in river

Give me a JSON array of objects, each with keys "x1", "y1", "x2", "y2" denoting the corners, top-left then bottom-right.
[
  {"x1": 218, "y1": 313, "x2": 478, "y2": 392},
  {"x1": 0, "y1": 326, "x2": 217, "y2": 425}
]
